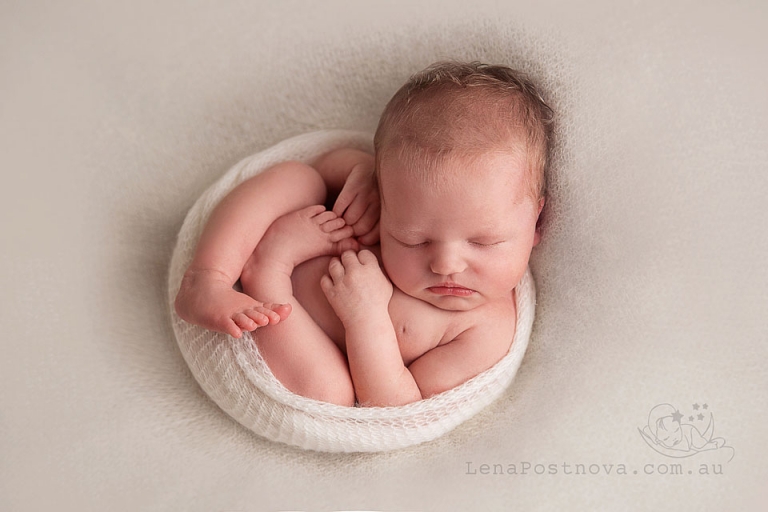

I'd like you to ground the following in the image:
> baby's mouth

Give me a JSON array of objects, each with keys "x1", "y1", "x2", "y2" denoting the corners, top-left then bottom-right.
[{"x1": 427, "y1": 283, "x2": 475, "y2": 296}]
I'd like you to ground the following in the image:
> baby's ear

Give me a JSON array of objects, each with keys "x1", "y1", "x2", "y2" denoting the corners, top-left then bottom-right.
[{"x1": 533, "y1": 198, "x2": 545, "y2": 247}]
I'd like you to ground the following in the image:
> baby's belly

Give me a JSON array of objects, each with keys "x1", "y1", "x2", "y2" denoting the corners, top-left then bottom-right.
[{"x1": 291, "y1": 256, "x2": 346, "y2": 348}]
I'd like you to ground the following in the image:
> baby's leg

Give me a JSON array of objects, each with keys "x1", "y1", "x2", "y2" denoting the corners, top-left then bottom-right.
[
  {"x1": 240, "y1": 206, "x2": 358, "y2": 405},
  {"x1": 175, "y1": 161, "x2": 327, "y2": 338}
]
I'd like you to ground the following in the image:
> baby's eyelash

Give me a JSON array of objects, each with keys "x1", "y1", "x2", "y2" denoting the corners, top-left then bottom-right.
[
  {"x1": 470, "y1": 241, "x2": 504, "y2": 247},
  {"x1": 390, "y1": 233, "x2": 427, "y2": 248}
]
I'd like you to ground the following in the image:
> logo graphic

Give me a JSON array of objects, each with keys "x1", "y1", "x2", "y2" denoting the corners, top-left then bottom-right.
[{"x1": 638, "y1": 403, "x2": 735, "y2": 461}]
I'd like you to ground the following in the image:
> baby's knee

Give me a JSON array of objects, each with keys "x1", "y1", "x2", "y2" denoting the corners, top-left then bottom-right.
[{"x1": 262, "y1": 160, "x2": 327, "y2": 205}]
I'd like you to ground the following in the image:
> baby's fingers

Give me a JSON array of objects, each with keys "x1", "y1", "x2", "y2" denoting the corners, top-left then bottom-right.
[
  {"x1": 320, "y1": 273, "x2": 334, "y2": 292},
  {"x1": 327, "y1": 256, "x2": 345, "y2": 281},
  {"x1": 351, "y1": 202, "x2": 380, "y2": 237},
  {"x1": 332, "y1": 187, "x2": 356, "y2": 217},
  {"x1": 358, "y1": 249, "x2": 379, "y2": 265},
  {"x1": 340, "y1": 249, "x2": 361, "y2": 267},
  {"x1": 340, "y1": 195, "x2": 368, "y2": 228}
]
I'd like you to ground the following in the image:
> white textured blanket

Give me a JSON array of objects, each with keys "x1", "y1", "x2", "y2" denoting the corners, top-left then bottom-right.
[
  {"x1": 168, "y1": 130, "x2": 536, "y2": 452},
  {"x1": 2, "y1": 1, "x2": 766, "y2": 510}
]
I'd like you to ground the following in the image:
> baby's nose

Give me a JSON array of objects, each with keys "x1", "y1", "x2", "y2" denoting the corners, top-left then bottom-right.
[{"x1": 429, "y1": 247, "x2": 467, "y2": 276}]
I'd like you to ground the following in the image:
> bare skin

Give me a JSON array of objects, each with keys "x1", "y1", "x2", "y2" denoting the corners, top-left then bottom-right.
[
  {"x1": 173, "y1": 149, "x2": 377, "y2": 405},
  {"x1": 174, "y1": 162, "x2": 328, "y2": 338},
  {"x1": 174, "y1": 150, "x2": 376, "y2": 339},
  {"x1": 239, "y1": 205, "x2": 359, "y2": 405},
  {"x1": 317, "y1": 150, "x2": 543, "y2": 406},
  {"x1": 174, "y1": 146, "x2": 543, "y2": 408}
]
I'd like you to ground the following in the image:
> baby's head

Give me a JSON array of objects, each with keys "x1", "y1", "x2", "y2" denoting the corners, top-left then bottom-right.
[
  {"x1": 373, "y1": 61, "x2": 554, "y2": 310},
  {"x1": 373, "y1": 60, "x2": 553, "y2": 204}
]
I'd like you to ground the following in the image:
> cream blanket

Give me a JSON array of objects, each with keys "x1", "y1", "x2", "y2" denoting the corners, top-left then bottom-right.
[
  {"x1": 168, "y1": 130, "x2": 536, "y2": 452},
  {"x1": 2, "y1": 1, "x2": 766, "y2": 510}
]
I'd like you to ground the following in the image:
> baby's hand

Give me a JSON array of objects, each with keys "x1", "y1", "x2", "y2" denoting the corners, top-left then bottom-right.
[
  {"x1": 332, "y1": 163, "x2": 380, "y2": 246},
  {"x1": 320, "y1": 250, "x2": 393, "y2": 325}
]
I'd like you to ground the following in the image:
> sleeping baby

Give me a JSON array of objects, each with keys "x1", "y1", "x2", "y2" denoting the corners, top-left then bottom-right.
[{"x1": 174, "y1": 61, "x2": 553, "y2": 407}]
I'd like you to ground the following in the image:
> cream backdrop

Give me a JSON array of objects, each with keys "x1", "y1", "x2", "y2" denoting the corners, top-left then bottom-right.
[{"x1": 1, "y1": 1, "x2": 766, "y2": 510}]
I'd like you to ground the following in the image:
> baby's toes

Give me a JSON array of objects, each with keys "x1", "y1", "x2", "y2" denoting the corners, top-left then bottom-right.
[
  {"x1": 255, "y1": 304, "x2": 287, "y2": 324},
  {"x1": 244, "y1": 309, "x2": 270, "y2": 326},
  {"x1": 265, "y1": 302, "x2": 292, "y2": 321},
  {"x1": 313, "y1": 210, "x2": 338, "y2": 224},
  {"x1": 328, "y1": 224, "x2": 355, "y2": 242},
  {"x1": 232, "y1": 312, "x2": 258, "y2": 332},
  {"x1": 319, "y1": 216, "x2": 347, "y2": 233},
  {"x1": 301, "y1": 205, "x2": 328, "y2": 218},
  {"x1": 223, "y1": 318, "x2": 244, "y2": 339}
]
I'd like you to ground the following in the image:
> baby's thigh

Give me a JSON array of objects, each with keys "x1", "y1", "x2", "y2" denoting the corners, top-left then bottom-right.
[
  {"x1": 253, "y1": 296, "x2": 353, "y2": 406},
  {"x1": 292, "y1": 256, "x2": 346, "y2": 352}
]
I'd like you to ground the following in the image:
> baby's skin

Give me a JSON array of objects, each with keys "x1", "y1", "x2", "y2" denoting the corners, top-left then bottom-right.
[
  {"x1": 175, "y1": 147, "x2": 543, "y2": 407},
  {"x1": 175, "y1": 150, "x2": 376, "y2": 338},
  {"x1": 317, "y1": 149, "x2": 543, "y2": 406}
]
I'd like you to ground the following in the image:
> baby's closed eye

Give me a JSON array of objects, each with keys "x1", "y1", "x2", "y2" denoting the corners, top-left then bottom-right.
[
  {"x1": 469, "y1": 239, "x2": 505, "y2": 247},
  {"x1": 393, "y1": 236, "x2": 429, "y2": 249},
  {"x1": 394, "y1": 238, "x2": 506, "y2": 248}
]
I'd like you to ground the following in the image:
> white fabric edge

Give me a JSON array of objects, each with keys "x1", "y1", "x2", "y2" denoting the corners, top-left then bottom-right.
[{"x1": 168, "y1": 129, "x2": 535, "y2": 452}]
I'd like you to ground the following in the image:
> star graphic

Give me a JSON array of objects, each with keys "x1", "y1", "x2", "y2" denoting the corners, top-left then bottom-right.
[
  {"x1": 689, "y1": 416, "x2": 694, "y2": 421},
  {"x1": 693, "y1": 403, "x2": 700, "y2": 410},
  {"x1": 698, "y1": 413, "x2": 705, "y2": 421},
  {"x1": 672, "y1": 410, "x2": 684, "y2": 422},
  {"x1": 703, "y1": 404, "x2": 709, "y2": 410}
]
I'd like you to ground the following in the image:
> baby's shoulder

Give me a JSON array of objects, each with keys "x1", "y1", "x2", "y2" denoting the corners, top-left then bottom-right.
[
  {"x1": 439, "y1": 297, "x2": 517, "y2": 359},
  {"x1": 466, "y1": 297, "x2": 516, "y2": 338}
]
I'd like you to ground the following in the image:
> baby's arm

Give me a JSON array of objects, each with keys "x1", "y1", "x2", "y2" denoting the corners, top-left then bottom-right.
[
  {"x1": 312, "y1": 148, "x2": 372, "y2": 194},
  {"x1": 321, "y1": 250, "x2": 513, "y2": 405},
  {"x1": 406, "y1": 324, "x2": 512, "y2": 398},
  {"x1": 313, "y1": 148, "x2": 379, "y2": 246},
  {"x1": 321, "y1": 250, "x2": 422, "y2": 406}
]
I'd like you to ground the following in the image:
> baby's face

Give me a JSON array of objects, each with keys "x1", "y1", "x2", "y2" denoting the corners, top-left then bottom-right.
[{"x1": 378, "y1": 149, "x2": 543, "y2": 311}]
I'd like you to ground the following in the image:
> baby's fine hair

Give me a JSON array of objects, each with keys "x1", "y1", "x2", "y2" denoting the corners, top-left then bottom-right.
[{"x1": 373, "y1": 61, "x2": 554, "y2": 200}]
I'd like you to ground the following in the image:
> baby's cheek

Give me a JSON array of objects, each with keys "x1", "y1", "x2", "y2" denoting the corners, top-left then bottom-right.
[
  {"x1": 385, "y1": 260, "x2": 416, "y2": 292},
  {"x1": 488, "y1": 259, "x2": 524, "y2": 290}
]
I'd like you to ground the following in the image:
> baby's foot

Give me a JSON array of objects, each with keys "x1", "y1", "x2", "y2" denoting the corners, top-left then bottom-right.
[
  {"x1": 175, "y1": 268, "x2": 292, "y2": 338},
  {"x1": 253, "y1": 205, "x2": 360, "y2": 272}
]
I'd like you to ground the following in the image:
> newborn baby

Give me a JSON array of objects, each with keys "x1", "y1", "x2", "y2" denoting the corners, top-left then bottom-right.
[{"x1": 175, "y1": 61, "x2": 553, "y2": 407}]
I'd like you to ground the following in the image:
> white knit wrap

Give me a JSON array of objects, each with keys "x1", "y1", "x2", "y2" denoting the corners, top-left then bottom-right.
[{"x1": 167, "y1": 130, "x2": 536, "y2": 452}]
